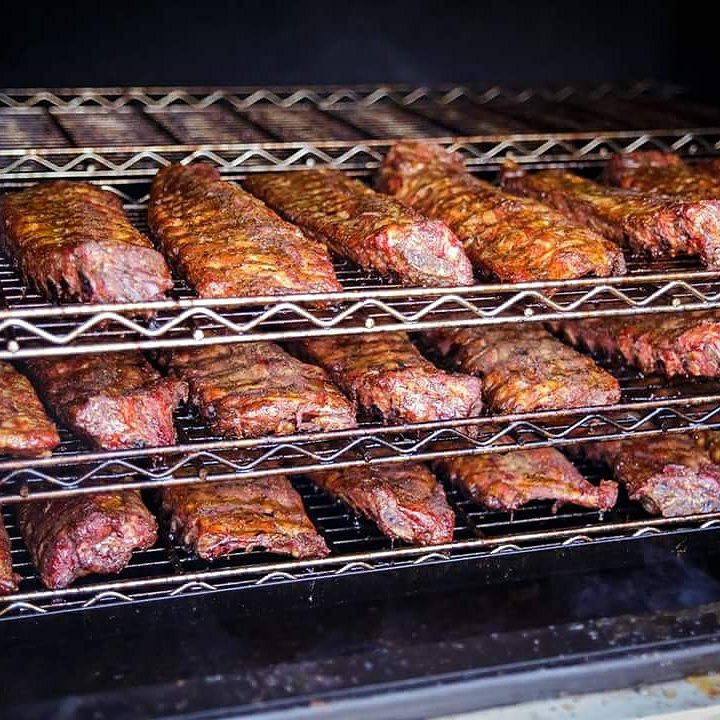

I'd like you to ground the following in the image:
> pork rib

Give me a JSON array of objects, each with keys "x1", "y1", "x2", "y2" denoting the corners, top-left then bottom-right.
[
  {"x1": 162, "y1": 476, "x2": 329, "y2": 560},
  {"x1": 307, "y1": 463, "x2": 455, "y2": 545},
  {"x1": 583, "y1": 434, "x2": 720, "y2": 517},
  {"x1": 0, "y1": 181, "x2": 172, "y2": 303},
  {"x1": 297, "y1": 332, "x2": 483, "y2": 424},
  {"x1": 0, "y1": 362, "x2": 60, "y2": 457},
  {"x1": 18, "y1": 491, "x2": 158, "y2": 589},
  {"x1": 160, "y1": 342, "x2": 356, "y2": 438},
  {"x1": 604, "y1": 151, "x2": 720, "y2": 200},
  {"x1": 378, "y1": 142, "x2": 625, "y2": 282},
  {"x1": 435, "y1": 448, "x2": 618, "y2": 512},
  {"x1": 26, "y1": 353, "x2": 187, "y2": 450},
  {"x1": 549, "y1": 313, "x2": 720, "y2": 378},
  {"x1": 149, "y1": 163, "x2": 343, "y2": 298},
  {"x1": 501, "y1": 162, "x2": 720, "y2": 269},
  {"x1": 422, "y1": 323, "x2": 620, "y2": 413},
  {"x1": 0, "y1": 519, "x2": 19, "y2": 595},
  {"x1": 244, "y1": 168, "x2": 473, "y2": 287}
]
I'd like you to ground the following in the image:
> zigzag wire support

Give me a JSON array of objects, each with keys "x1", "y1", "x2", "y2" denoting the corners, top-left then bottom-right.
[
  {"x1": 2, "y1": 399, "x2": 720, "y2": 499},
  {"x1": 0, "y1": 82, "x2": 683, "y2": 111}
]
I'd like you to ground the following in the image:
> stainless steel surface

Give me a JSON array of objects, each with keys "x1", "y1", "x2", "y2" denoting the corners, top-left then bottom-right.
[{"x1": 2, "y1": 83, "x2": 720, "y2": 621}]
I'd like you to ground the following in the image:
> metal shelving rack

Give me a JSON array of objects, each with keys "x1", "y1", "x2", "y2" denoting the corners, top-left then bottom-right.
[{"x1": 1, "y1": 83, "x2": 720, "y2": 620}]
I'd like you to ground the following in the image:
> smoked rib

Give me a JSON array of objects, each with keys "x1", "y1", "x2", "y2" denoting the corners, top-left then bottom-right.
[
  {"x1": 26, "y1": 353, "x2": 187, "y2": 450},
  {"x1": 297, "y1": 332, "x2": 483, "y2": 424},
  {"x1": 549, "y1": 313, "x2": 720, "y2": 378},
  {"x1": 0, "y1": 181, "x2": 172, "y2": 303},
  {"x1": 160, "y1": 342, "x2": 356, "y2": 438},
  {"x1": 604, "y1": 151, "x2": 720, "y2": 200},
  {"x1": 307, "y1": 463, "x2": 455, "y2": 545},
  {"x1": 0, "y1": 362, "x2": 60, "y2": 457},
  {"x1": 244, "y1": 168, "x2": 474, "y2": 287},
  {"x1": 434, "y1": 448, "x2": 618, "y2": 512},
  {"x1": 162, "y1": 476, "x2": 329, "y2": 560},
  {"x1": 583, "y1": 434, "x2": 720, "y2": 517},
  {"x1": 149, "y1": 163, "x2": 343, "y2": 298},
  {"x1": 377, "y1": 142, "x2": 625, "y2": 282},
  {"x1": 17, "y1": 491, "x2": 158, "y2": 589},
  {"x1": 501, "y1": 162, "x2": 720, "y2": 269},
  {"x1": 422, "y1": 324, "x2": 620, "y2": 413}
]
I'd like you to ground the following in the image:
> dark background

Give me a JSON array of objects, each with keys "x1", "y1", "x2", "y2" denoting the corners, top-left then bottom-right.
[{"x1": 1, "y1": 0, "x2": 717, "y2": 100}]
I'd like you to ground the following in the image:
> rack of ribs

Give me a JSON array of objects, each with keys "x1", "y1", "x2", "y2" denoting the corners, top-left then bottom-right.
[
  {"x1": 297, "y1": 332, "x2": 483, "y2": 424},
  {"x1": 17, "y1": 491, "x2": 158, "y2": 589},
  {"x1": 0, "y1": 362, "x2": 60, "y2": 457},
  {"x1": 434, "y1": 447, "x2": 618, "y2": 512},
  {"x1": 501, "y1": 162, "x2": 720, "y2": 269},
  {"x1": 162, "y1": 476, "x2": 329, "y2": 560},
  {"x1": 0, "y1": 181, "x2": 172, "y2": 303},
  {"x1": 26, "y1": 353, "x2": 188, "y2": 450},
  {"x1": 244, "y1": 168, "x2": 474, "y2": 287},
  {"x1": 377, "y1": 142, "x2": 626, "y2": 282},
  {"x1": 422, "y1": 324, "x2": 620, "y2": 413},
  {"x1": 159, "y1": 342, "x2": 356, "y2": 438},
  {"x1": 548, "y1": 313, "x2": 720, "y2": 378},
  {"x1": 0, "y1": 519, "x2": 19, "y2": 595},
  {"x1": 604, "y1": 151, "x2": 720, "y2": 199},
  {"x1": 306, "y1": 463, "x2": 454, "y2": 545},
  {"x1": 582, "y1": 434, "x2": 720, "y2": 517},
  {"x1": 148, "y1": 163, "x2": 343, "y2": 298}
]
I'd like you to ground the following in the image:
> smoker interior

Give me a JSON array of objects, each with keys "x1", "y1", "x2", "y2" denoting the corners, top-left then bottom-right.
[{"x1": 2, "y1": 83, "x2": 720, "y2": 717}]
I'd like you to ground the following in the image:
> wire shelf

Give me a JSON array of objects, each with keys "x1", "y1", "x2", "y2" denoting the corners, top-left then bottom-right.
[
  {"x1": 3, "y1": 462, "x2": 720, "y2": 620},
  {"x1": 1, "y1": 353, "x2": 719, "y2": 503},
  {"x1": 1, "y1": 175, "x2": 720, "y2": 360}
]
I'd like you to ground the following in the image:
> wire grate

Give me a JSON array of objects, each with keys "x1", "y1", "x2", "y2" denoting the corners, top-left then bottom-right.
[
  {"x1": 1, "y1": 83, "x2": 720, "y2": 620},
  {"x1": 2, "y1": 343, "x2": 720, "y2": 503},
  {"x1": 5, "y1": 459, "x2": 720, "y2": 621}
]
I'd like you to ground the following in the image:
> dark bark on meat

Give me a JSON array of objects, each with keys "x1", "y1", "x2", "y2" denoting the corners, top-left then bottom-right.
[
  {"x1": 307, "y1": 463, "x2": 454, "y2": 545},
  {"x1": 549, "y1": 313, "x2": 720, "y2": 378},
  {"x1": 26, "y1": 353, "x2": 188, "y2": 450},
  {"x1": 162, "y1": 477, "x2": 328, "y2": 560},
  {"x1": 297, "y1": 332, "x2": 483, "y2": 424},
  {"x1": 422, "y1": 324, "x2": 620, "y2": 413},
  {"x1": 699, "y1": 159, "x2": 720, "y2": 176},
  {"x1": 435, "y1": 448, "x2": 618, "y2": 512},
  {"x1": 583, "y1": 434, "x2": 720, "y2": 517},
  {"x1": 378, "y1": 142, "x2": 625, "y2": 282},
  {"x1": 0, "y1": 181, "x2": 172, "y2": 303},
  {"x1": 501, "y1": 162, "x2": 720, "y2": 269},
  {"x1": 0, "y1": 362, "x2": 60, "y2": 457},
  {"x1": 0, "y1": 519, "x2": 19, "y2": 595},
  {"x1": 604, "y1": 151, "x2": 720, "y2": 200},
  {"x1": 149, "y1": 163, "x2": 343, "y2": 298},
  {"x1": 244, "y1": 168, "x2": 473, "y2": 288},
  {"x1": 17, "y1": 491, "x2": 158, "y2": 589},
  {"x1": 159, "y1": 342, "x2": 356, "y2": 438}
]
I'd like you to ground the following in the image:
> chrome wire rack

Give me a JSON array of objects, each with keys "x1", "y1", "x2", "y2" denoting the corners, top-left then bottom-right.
[
  {"x1": 2, "y1": 83, "x2": 720, "y2": 621},
  {"x1": 3, "y1": 464, "x2": 720, "y2": 620},
  {"x1": 1, "y1": 178, "x2": 720, "y2": 361},
  {"x1": 1, "y1": 361, "x2": 720, "y2": 504}
]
